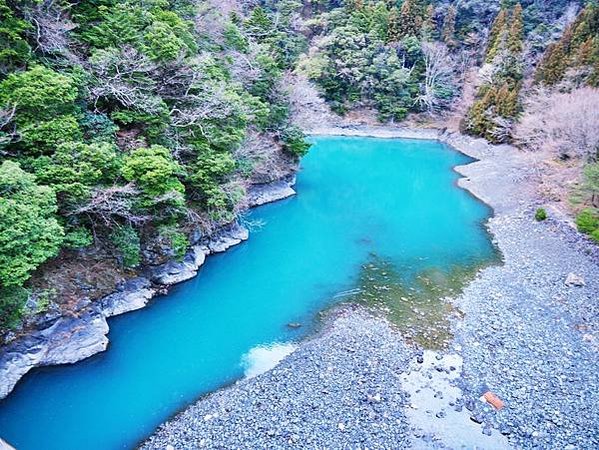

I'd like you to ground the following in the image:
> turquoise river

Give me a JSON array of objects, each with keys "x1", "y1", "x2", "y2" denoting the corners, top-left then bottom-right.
[{"x1": 0, "y1": 136, "x2": 496, "y2": 449}]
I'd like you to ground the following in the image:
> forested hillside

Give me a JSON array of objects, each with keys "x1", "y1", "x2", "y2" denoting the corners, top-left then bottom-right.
[
  {"x1": 295, "y1": 0, "x2": 599, "y2": 239},
  {"x1": 0, "y1": 0, "x2": 310, "y2": 333},
  {"x1": 1, "y1": 0, "x2": 598, "y2": 335}
]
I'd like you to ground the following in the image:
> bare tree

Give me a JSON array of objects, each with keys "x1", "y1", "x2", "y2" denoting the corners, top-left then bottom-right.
[
  {"x1": 417, "y1": 42, "x2": 456, "y2": 114},
  {"x1": 88, "y1": 47, "x2": 162, "y2": 114},
  {"x1": 515, "y1": 86, "x2": 599, "y2": 160},
  {"x1": 22, "y1": 0, "x2": 77, "y2": 60},
  {"x1": 71, "y1": 184, "x2": 149, "y2": 227}
]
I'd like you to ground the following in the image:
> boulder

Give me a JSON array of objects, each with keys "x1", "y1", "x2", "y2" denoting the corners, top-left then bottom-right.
[
  {"x1": 101, "y1": 277, "x2": 156, "y2": 317},
  {"x1": 247, "y1": 177, "x2": 297, "y2": 207},
  {"x1": 0, "y1": 311, "x2": 109, "y2": 399},
  {"x1": 207, "y1": 223, "x2": 249, "y2": 253},
  {"x1": 150, "y1": 246, "x2": 207, "y2": 285},
  {"x1": 565, "y1": 273, "x2": 585, "y2": 287}
]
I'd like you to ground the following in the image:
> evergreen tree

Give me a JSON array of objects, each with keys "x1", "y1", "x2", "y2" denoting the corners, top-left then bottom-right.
[
  {"x1": 0, "y1": 0, "x2": 31, "y2": 74},
  {"x1": 535, "y1": 41, "x2": 568, "y2": 85},
  {"x1": 421, "y1": 4, "x2": 437, "y2": 42},
  {"x1": 508, "y1": 3, "x2": 524, "y2": 54},
  {"x1": 486, "y1": 9, "x2": 507, "y2": 62},
  {"x1": 387, "y1": 6, "x2": 401, "y2": 42},
  {"x1": 396, "y1": 0, "x2": 421, "y2": 39},
  {"x1": 441, "y1": 5, "x2": 457, "y2": 47}
]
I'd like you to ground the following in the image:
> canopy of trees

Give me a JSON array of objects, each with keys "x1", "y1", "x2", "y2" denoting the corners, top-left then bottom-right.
[{"x1": 0, "y1": 0, "x2": 310, "y2": 331}]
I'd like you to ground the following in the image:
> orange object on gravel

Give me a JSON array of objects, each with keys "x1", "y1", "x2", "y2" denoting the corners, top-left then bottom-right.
[{"x1": 483, "y1": 391, "x2": 505, "y2": 410}]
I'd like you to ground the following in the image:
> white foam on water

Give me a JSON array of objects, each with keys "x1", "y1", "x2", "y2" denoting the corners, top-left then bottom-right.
[{"x1": 242, "y1": 343, "x2": 297, "y2": 378}]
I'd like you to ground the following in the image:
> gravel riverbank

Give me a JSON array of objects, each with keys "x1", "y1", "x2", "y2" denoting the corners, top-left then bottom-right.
[{"x1": 143, "y1": 127, "x2": 599, "y2": 449}]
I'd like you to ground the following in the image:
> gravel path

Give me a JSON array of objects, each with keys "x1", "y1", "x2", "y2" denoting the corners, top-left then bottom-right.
[{"x1": 142, "y1": 128, "x2": 599, "y2": 449}]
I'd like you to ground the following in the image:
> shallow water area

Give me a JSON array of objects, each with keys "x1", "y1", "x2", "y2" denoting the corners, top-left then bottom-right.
[
  {"x1": 0, "y1": 136, "x2": 497, "y2": 450},
  {"x1": 402, "y1": 350, "x2": 510, "y2": 449}
]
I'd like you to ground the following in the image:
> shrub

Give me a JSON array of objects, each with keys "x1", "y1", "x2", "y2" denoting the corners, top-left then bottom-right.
[
  {"x1": 576, "y1": 208, "x2": 599, "y2": 234},
  {"x1": 0, "y1": 161, "x2": 64, "y2": 288},
  {"x1": 535, "y1": 207, "x2": 547, "y2": 221},
  {"x1": 591, "y1": 229, "x2": 599, "y2": 243},
  {"x1": 0, "y1": 286, "x2": 28, "y2": 331},
  {"x1": 121, "y1": 145, "x2": 185, "y2": 198},
  {"x1": 158, "y1": 226, "x2": 189, "y2": 261},
  {"x1": 0, "y1": 65, "x2": 78, "y2": 119},
  {"x1": 33, "y1": 141, "x2": 120, "y2": 200},
  {"x1": 63, "y1": 227, "x2": 94, "y2": 249},
  {"x1": 19, "y1": 115, "x2": 83, "y2": 155},
  {"x1": 111, "y1": 225, "x2": 141, "y2": 268},
  {"x1": 281, "y1": 126, "x2": 311, "y2": 158}
]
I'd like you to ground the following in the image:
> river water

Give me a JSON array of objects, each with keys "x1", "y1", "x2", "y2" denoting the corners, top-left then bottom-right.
[{"x1": 0, "y1": 136, "x2": 496, "y2": 449}]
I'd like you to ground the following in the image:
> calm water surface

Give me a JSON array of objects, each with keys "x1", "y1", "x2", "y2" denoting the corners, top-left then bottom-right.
[{"x1": 0, "y1": 137, "x2": 496, "y2": 450}]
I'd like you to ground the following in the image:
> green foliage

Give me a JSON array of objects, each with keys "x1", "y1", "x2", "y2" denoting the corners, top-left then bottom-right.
[
  {"x1": 0, "y1": 286, "x2": 28, "y2": 331},
  {"x1": 576, "y1": 208, "x2": 599, "y2": 234},
  {"x1": 158, "y1": 226, "x2": 188, "y2": 260},
  {"x1": 80, "y1": 112, "x2": 118, "y2": 143},
  {"x1": 0, "y1": 161, "x2": 64, "y2": 288},
  {"x1": 0, "y1": 66, "x2": 78, "y2": 119},
  {"x1": 188, "y1": 148, "x2": 236, "y2": 209},
  {"x1": 223, "y1": 22, "x2": 249, "y2": 52},
  {"x1": 0, "y1": 66, "x2": 82, "y2": 153},
  {"x1": 111, "y1": 224, "x2": 141, "y2": 268},
  {"x1": 0, "y1": 0, "x2": 32, "y2": 74},
  {"x1": 19, "y1": 115, "x2": 83, "y2": 154},
  {"x1": 535, "y1": 207, "x2": 547, "y2": 221},
  {"x1": 122, "y1": 145, "x2": 184, "y2": 199},
  {"x1": 63, "y1": 227, "x2": 94, "y2": 249},
  {"x1": 0, "y1": 0, "x2": 310, "y2": 307},
  {"x1": 32, "y1": 142, "x2": 120, "y2": 200},
  {"x1": 80, "y1": 0, "x2": 197, "y2": 61},
  {"x1": 281, "y1": 126, "x2": 311, "y2": 158}
]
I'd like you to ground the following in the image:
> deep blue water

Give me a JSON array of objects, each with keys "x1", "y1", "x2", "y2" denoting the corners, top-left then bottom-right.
[{"x1": 0, "y1": 137, "x2": 496, "y2": 450}]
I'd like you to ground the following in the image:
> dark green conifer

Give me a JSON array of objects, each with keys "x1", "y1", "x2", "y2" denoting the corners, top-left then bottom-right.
[
  {"x1": 441, "y1": 5, "x2": 457, "y2": 47},
  {"x1": 486, "y1": 9, "x2": 507, "y2": 62}
]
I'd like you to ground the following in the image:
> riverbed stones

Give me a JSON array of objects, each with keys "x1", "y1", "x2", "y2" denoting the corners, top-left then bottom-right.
[
  {"x1": 564, "y1": 272, "x2": 585, "y2": 287},
  {"x1": 141, "y1": 310, "x2": 415, "y2": 449}
]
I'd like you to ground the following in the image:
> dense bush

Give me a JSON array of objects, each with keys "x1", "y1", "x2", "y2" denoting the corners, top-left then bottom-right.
[
  {"x1": 0, "y1": 161, "x2": 64, "y2": 287},
  {"x1": 0, "y1": 0, "x2": 311, "y2": 330},
  {"x1": 576, "y1": 208, "x2": 599, "y2": 234},
  {"x1": 535, "y1": 208, "x2": 547, "y2": 221},
  {"x1": 111, "y1": 225, "x2": 141, "y2": 268}
]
